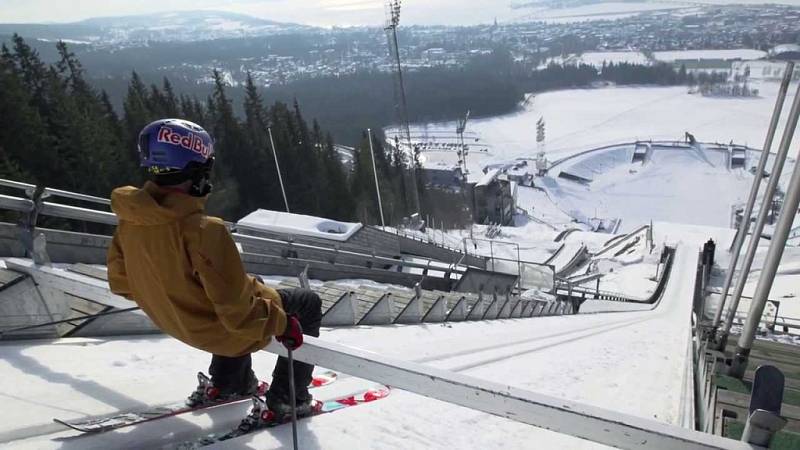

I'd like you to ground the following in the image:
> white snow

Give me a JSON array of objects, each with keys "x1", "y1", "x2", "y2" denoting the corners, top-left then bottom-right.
[
  {"x1": 0, "y1": 244, "x2": 702, "y2": 449},
  {"x1": 578, "y1": 51, "x2": 650, "y2": 68},
  {"x1": 398, "y1": 80, "x2": 800, "y2": 177},
  {"x1": 652, "y1": 49, "x2": 767, "y2": 62},
  {"x1": 541, "y1": 144, "x2": 758, "y2": 231},
  {"x1": 237, "y1": 209, "x2": 362, "y2": 242}
]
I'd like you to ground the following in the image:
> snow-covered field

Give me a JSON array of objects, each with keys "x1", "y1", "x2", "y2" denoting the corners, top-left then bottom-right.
[
  {"x1": 542, "y1": 144, "x2": 756, "y2": 231},
  {"x1": 396, "y1": 80, "x2": 798, "y2": 232},
  {"x1": 578, "y1": 51, "x2": 650, "y2": 67},
  {"x1": 653, "y1": 49, "x2": 767, "y2": 62},
  {"x1": 403, "y1": 80, "x2": 797, "y2": 176},
  {"x1": 551, "y1": 48, "x2": 766, "y2": 69}
]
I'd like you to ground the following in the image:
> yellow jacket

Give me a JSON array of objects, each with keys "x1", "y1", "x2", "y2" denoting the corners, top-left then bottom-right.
[{"x1": 107, "y1": 181, "x2": 287, "y2": 357}]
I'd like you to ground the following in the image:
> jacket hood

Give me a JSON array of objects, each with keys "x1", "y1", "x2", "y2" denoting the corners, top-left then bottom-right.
[{"x1": 111, "y1": 181, "x2": 207, "y2": 226}]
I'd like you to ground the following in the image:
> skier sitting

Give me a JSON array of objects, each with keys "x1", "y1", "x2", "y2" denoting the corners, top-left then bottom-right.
[{"x1": 107, "y1": 118, "x2": 322, "y2": 418}]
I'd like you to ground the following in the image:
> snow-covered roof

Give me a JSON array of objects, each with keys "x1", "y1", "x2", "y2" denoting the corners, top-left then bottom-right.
[
  {"x1": 475, "y1": 168, "x2": 500, "y2": 187},
  {"x1": 771, "y1": 43, "x2": 800, "y2": 56},
  {"x1": 237, "y1": 209, "x2": 362, "y2": 242}
]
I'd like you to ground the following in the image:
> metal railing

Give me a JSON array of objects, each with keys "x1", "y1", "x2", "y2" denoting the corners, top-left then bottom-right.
[
  {"x1": 0, "y1": 179, "x2": 477, "y2": 289},
  {"x1": 0, "y1": 178, "x2": 111, "y2": 206}
]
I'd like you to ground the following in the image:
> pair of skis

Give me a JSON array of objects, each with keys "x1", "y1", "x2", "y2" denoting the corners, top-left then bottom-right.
[
  {"x1": 53, "y1": 370, "x2": 390, "y2": 448},
  {"x1": 53, "y1": 370, "x2": 338, "y2": 433},
  {"x1": 179, "y1": 385, "x2": 390, "y2": 449}
]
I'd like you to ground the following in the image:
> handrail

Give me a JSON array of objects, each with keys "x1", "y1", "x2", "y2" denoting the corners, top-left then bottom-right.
[
  {"x1": 0, "y1": 186, "x2": 477, "y2": 274},
  {"x1": 0, "y1": 178, "x2": 111, "y2": 206},
  {"x1": 0, "y1": 191, "x2": 473, "y2": 280},
  {"x1": 0, "y1": 194, "x2": 118, "y2": 225},
  {"x1": 0, "y1": 193, "x2": 33, "y2": 213},
  {"x1": 393, "y1": 226, "x2": 468, "y2": 255},
  {"x1": 234, "y1": 233, "x2": 469, "y2": 277},
  {"x1": 39, "y1": 201, "x2": 117, "y2": 225}
]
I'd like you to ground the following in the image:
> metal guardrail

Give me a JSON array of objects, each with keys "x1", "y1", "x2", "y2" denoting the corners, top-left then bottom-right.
[
  {"x1": 392, "y1": 226, "x2": 472, "y2": 256},
  {"x1": 0, "y1": 194, "x2": 117, "y2": 225},
  {"x1": 234, "y1": 232, "x2": 469, "y2": 280},
  {"x1": 0, "y1": 178, "x2": 111, "y2": 206},
  {"x1": 0, "y1": 181, "x2": 475, "y2": 287}
]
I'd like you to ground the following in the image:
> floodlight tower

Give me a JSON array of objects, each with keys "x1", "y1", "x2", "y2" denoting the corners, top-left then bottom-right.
[
  {"x1": 385, "y1": 0, "x2": 420, "y2": 214},
  {"x1": 456, "y1": 109, "x2": 470, "y2": 178}
]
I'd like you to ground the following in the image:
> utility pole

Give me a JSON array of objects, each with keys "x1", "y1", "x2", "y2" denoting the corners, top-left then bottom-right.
[
  {"x1": 711, "y1": 62, "x2": 793, "y2": 338},
  {"x1": 268, "y1": 127, "x2": 290, "y2": 213},
  {"x1": 385, "y1": 0, "x2": 420, "y2": 215},
  {"x1": 367, "y1": 128, "x2": 386, "y2": 228}
]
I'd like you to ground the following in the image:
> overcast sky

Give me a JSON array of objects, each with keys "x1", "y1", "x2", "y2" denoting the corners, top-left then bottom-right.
[
  {"x1": 0, "y1": 0, "x2": 525, "y2": 27},
  {"x1": 1, "y1": 0, "x2": 797, "y2": 27}
]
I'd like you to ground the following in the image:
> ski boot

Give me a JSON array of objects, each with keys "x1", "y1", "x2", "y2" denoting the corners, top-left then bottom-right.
[
  {"x1": 236, "y1": 395, "x2": 320, "y2": 433},
  {"x1": 186, "y1": 372, "x2": 265, "y2": 408}
]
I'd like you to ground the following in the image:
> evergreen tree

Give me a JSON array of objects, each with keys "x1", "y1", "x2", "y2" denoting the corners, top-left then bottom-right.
[
  {"x1": 242, "y1": 72, "x2": 281, "y2": 212},
  {"x1": 207, "y1": 69, "x2": 245, "y2": 218},
  {"x1": 0, "y1": 44, "x2": 51, "y2": 183},
  {"x1": 321, "y1": 132, "x2": 353, "y2": 220}
]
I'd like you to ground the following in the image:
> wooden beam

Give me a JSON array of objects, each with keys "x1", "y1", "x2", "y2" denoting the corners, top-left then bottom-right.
[{"x1": 263, "y1": 337, "x2": 749, "y2": 450}]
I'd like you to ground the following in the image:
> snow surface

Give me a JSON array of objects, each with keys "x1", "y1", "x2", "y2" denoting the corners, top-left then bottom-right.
[
  {"x1": 236, "y1": 209, "x2": 362, "y2": 242},
  {"x1": 401, "y1": 80, "x2": 800, "y2": 177},
  {"x1": 579, "y1": 51, "x2": 650, "y2": 67},
  {"x1": 542, "y1": 144, "x2": 758, "y2": 232},
  {"x1": 0, "y1": 243, "x2": 704, "y2": 450},
  {"x1": 544, "y1": 51, "x2": 649, "y2": 69},
  {"x1": 652, "y1": 49, "x2": 767, "y2": 62}
]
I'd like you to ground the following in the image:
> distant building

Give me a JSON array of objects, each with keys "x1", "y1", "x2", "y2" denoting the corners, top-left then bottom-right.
[
  {"x1": 423, "y1": 166, "x2": 464, "y2": 189},
  {"x1": 674, "y1": 58, "x2": 733, "y2": 75},
  {"x1": 469, "y1": 169, "x2": 518, "y2": 226},
  {"x1": 422, "y1": 48, "x2": 447, "y2": 62}
]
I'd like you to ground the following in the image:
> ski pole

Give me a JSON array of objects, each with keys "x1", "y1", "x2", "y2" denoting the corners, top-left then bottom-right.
[
  {"x1": 0, "y1": 306, "x2": 140, "y2": 337},
  {"x1": 287, "y1": 346, "x2": 299, "y2": 450}
]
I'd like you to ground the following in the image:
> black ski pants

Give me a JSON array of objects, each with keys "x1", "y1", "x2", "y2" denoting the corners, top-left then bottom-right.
[{"x1": 209, "y1": 288, "x2": 322, "y2": 400}]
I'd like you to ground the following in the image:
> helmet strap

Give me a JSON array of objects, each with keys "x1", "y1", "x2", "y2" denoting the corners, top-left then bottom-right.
[
  {"x1": 188, "y1": 158, "x2": 214, "y2": 197},
  {"x1": 189, "y1": 171, "x2": 212, "y2": 197}
]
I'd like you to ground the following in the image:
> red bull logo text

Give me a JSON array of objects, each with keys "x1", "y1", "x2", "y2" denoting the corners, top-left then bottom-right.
[{"x1": 157, "y1": 126, "x2": 212, "y2": 158}]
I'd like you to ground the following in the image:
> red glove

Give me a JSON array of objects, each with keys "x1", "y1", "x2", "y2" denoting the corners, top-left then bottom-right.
[{"x1": 277, "y1": 314, "x2": 303, "y2": 350}]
